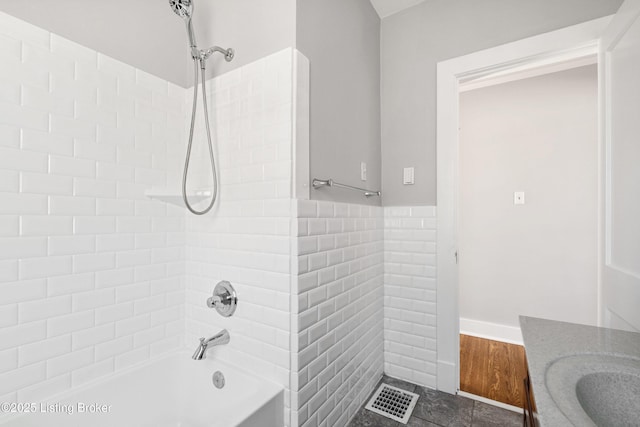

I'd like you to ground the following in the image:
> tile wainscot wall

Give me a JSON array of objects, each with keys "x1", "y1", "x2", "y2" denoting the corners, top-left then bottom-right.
[
  {"x1": 292, "y1": 200, "x2": 384, "y2": 427},
  {"x1": 384, "y1": 206, "x2": 437, "y2": 389}
]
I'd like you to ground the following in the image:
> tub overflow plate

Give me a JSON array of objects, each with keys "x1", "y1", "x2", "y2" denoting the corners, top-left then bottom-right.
[{"x1": 212, "y1": 371, "x2": 225, "y2": 389}]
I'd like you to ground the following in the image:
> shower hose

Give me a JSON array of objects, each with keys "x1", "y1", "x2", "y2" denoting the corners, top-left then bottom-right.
[{"x1": 182, "y1": 57, "x2": 217, "y2": 215}]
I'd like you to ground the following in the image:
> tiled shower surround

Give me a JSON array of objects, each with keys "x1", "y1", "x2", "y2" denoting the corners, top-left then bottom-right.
[
  {"x1": 0, "y1": 11, "x2": 298, "y2": 420},
  {"x1": 0, "y1": 11, "x2": 440, "y2": 427},
  {"x1": 0, "y1": 12, "x2": 187, "y2": 404},
  {"x1": 184, "y1": 49, "x2": 297, "y2": 420}
]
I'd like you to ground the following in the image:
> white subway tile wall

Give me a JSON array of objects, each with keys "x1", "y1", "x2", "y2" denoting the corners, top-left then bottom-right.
[
  {"x1": 183, "y1": 48, "x2": 297, "y2": 426},
  {"x1": 383, "y1": 206, "x2": 437, "y2": 388},
  {"x1": 0, "y1": 13, "x2": 303, "y2": 423},
  {"x1": 0, "y1": 12, "x2": 186, "y2": 405},
  {"x1": 292, "y1": 200, "x2": 384, "y2": 427},
  {"x1": 0, "y1": 11, "x2": 440, "y2": 427}
]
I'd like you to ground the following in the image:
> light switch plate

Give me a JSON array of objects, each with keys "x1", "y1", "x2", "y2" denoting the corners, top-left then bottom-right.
[
  {"x1": 403, "y1": 167, "x2": 415, "y2": 185},
  {"x1": 361, "y1": 162, "x2": 367, "y2": 181},
  {"x1": 514, "y1": 191, "x2": 525, "y2": 205}
]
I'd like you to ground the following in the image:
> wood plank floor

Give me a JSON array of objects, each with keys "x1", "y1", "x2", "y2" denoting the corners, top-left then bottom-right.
[{"x1": 459, "y1": 334, "x2": 527, "y2": 408}]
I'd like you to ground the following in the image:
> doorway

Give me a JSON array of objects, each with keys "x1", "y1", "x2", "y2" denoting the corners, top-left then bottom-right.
[
  {"x1": 435, "y1": 17, "x2": 610, "y2": 394},
  {"x1": 456, "y1": 60, "x2": 599, "y2": 407}
]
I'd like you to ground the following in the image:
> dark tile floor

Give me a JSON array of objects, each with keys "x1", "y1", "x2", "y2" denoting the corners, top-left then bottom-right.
[{"x1": 348, "y1": 376, "x2": 523, "y2": 427}]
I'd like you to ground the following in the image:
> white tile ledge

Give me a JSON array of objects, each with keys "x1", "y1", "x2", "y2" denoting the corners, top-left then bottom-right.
[{"x1": 144, "y1": 190, "x2": 211, "y2": 207}]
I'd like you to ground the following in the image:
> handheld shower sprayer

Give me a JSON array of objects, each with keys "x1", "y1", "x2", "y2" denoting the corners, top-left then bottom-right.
[
  {"x1": 169, "y1": 0, "x2": 234, "y2": 215},
  {"x1": 169, "y1": 0, "x2": 197, "y2": 48}
]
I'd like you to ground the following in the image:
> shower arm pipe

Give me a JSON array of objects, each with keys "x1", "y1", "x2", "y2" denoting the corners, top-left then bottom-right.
[
  {"x1": 195, "y1": 46, "x2": 235, "y2": 63},
  {"x1": 184, "y1": 21, "x2": 233, "y2": 62}
]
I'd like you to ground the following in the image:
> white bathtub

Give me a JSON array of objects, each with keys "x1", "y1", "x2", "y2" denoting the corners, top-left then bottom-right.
[{"x1": 0, "y1": 351, "x2": 283, "y2": 427}]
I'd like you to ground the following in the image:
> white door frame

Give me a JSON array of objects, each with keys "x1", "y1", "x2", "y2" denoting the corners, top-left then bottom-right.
[
  {"x1": 600, "y1": 0, "x2": 640, "y2": 332},
  {"x1": 435, "y1": 17, "x2": 611, "y2": 394}
]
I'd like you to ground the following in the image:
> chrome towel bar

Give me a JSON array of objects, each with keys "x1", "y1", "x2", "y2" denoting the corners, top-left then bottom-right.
[{"x1": 312, "y1": 178, "x2": 381, "y2": 198}]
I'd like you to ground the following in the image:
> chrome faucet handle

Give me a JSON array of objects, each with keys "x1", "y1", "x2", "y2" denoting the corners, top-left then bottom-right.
[
  {"x1": 206, "y1": 281, "x2": 237, "y2": 317},
  {"x1": 206, "y1": 295, "x2": 222, "y2": 307},
  {"x1": 206, "y1": 293, "x2": 232, "y2": 307}
]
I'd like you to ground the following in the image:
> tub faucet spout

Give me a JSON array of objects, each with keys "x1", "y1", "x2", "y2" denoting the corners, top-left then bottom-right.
[{"x1": 192, "y1": 329, "x2": 230, "y2": 360}]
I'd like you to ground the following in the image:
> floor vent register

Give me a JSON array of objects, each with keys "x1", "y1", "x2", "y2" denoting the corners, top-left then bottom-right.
[{"x1": 364, "y1": 383, "x2": 419, "y2": 424}]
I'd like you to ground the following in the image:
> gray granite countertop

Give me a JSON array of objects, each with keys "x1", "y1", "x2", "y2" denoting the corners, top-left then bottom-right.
[{"x1": 519, "y1": 316, "x2": 640, "y2": 427}]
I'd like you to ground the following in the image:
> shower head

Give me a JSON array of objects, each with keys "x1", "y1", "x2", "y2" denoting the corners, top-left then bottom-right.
[
  {"x1": 169, "y1": 0, "x2": 233, "y2": 62},
  {"x1": 169, "y1": 0, "x2": 198, "y2": 50},
  {"x1": 169, "y1": 0, "x2": 192, "y2": 19}
]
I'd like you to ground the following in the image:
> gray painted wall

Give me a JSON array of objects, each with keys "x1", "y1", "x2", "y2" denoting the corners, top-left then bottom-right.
[
  {"x1": 459, "y1": 65, "x2": 598, "y2": 336},
  {"x1": 0, "y1": 0, "x2": 296, "y2": 88},
  {"x1": 194, "y1": 0, "x2": 296, "y2": 82},
  {"x1": 381, "y1": 0, "x2": 623, "y2": 206},
  {"x1": 297, "y1": 0, "x2": 382, "y2": 206}
]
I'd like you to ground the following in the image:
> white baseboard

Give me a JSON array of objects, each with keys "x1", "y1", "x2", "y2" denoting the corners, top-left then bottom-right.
[{"x1": 459, "y1": 318, "x2": 523, "y2": 345}]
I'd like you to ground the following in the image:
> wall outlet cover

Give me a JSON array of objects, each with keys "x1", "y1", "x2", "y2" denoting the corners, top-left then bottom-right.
[{"x1": 403, "y1": 167, "x2": 415, "y2": 185}]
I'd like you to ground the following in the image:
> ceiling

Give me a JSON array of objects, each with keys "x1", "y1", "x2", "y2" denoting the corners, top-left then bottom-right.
[{"x1": 369, "y1": 0, "x2": 426, "y2": 19}]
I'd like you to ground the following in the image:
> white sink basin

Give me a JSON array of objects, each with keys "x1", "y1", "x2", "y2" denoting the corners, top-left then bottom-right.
[{"x1": 545, "y1": 354, "x2": 640, "y2": 426}]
